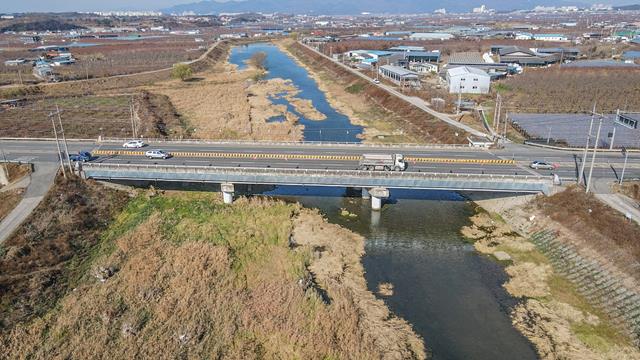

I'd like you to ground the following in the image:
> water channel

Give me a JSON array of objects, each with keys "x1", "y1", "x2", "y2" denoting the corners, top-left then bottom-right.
[{"x1": 229, "y1": 44, "x2": 538, "y2": 359}]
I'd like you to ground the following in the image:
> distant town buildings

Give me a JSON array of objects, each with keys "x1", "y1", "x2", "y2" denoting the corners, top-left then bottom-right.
[
  {"x1": 409, "y1": 33, "x2": 454, "y2": 41},
  {"x1": 93, "y1": 11, "x2": 162, "y2": 17}
]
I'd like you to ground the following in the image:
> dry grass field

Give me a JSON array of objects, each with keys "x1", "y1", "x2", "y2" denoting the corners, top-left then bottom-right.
[
  {"x1": 535, "y1": 186, "x2": 640, "y2": 265},
  {"x1": 0, "y1": 185, "x2": 424, "y2": 359}
]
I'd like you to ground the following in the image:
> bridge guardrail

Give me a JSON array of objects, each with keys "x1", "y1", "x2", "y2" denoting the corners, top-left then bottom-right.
[
  {"x1": 96, "y1": 137, "x2": 476, "y2": 150},
  {"x1": 83, "y1": 162, "x2": 549, "y2": 182}
]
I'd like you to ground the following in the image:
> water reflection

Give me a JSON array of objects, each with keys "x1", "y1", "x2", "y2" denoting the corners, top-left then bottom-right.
[{"x1": 264, "y1": 186, "x2": 538, "y2": 360}]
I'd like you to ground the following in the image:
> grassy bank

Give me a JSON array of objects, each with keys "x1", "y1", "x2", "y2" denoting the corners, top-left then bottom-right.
[
  {"x1": 462, "y1": 196, "x2": 640, "y2": 359},
  {"x1": 281, "y1": 40, "x2": 468, "y2": 144},
  {"x1": 0, "y1": 176, "x2": 129, "y2": 329},
  {"x1": 1, "y1": 186, "x2": 424, "y2": 358}
]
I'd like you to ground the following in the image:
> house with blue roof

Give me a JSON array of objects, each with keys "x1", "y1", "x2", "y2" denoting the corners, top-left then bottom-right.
[{"x1": 346, "y1": 50, "x2": 395, "y2": 64}]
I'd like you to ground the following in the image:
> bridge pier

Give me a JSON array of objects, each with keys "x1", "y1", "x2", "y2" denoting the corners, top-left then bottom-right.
[
  {"x1": 361, "y1": 187, "x2": 370, "y2": 199},
  {"x1": 221, "y1": 183, "x2": 235, "y2": 204},
  {"x1": 369, "y1": 187, "x2": 389, "y2": 211}
]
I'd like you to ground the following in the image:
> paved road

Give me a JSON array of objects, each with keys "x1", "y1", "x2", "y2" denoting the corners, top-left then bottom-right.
[
  {"x1": 0, "y1": 162, "x2": 58, "y2": 243},
  {"x1": 2, "y1": 139, "x2": 639, "y2": 181},
  {"x1": 299, "y1": 42, "x2": 489, "y2": 138}
]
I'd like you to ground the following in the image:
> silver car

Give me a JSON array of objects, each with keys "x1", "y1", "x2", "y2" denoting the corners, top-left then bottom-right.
[
  {"x1": 145, "y1": 150, "x2": 171, "y2": 159},
  {"x1": 529, "y1": 161, "x2": 556, "y2": 170}
]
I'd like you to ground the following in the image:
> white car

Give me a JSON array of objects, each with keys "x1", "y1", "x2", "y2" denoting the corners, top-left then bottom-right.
[
  {"x1": 373, "y1": 79, "x2": 380, "y2": 84},
  {"x1": 145, "y1": 150, "x2": 171, "y2": 159},
  {"x1": 123, "y1": 140, "x2": 146, "y2": 148}
]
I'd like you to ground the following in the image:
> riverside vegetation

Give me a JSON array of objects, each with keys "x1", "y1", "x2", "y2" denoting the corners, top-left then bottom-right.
[
  {"x1": 0, "y1": 179, "x2": 424, "y2": 359},
  {"x1": 461, "y1": 190, "x2": 640, "y2": 360}
]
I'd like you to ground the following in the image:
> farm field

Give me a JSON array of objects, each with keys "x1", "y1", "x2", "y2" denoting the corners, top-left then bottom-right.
[
  {"x1": 0, "y1": 36, "x2": 208, "y2": 85},
  {"x1": 0, "y1": 94, "x2": 189, "y2": 139}
]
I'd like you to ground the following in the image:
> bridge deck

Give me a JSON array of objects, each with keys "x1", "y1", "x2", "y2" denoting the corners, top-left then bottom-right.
[{"x1": 82, "y1": 163, "x2": 553, "y2": 195}]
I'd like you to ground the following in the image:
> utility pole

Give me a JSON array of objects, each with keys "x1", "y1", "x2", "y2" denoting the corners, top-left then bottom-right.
[
  {"x1": 619, "y1": 147, "x2": 629, "y2": 185},
  {"x1": 130, "y1": 96, "x2": 137, "y2": 139},
  {"x1": 586, "y1": 115, "x2": 603, "y2": 193},
  {"x1": 546, "y1": 126, "x2": 552, "y2": 144},
  {"x1": 55, "y1": 105, "x2": 72, "y2": 174},
  {"x1": 456, "y1": 83, "x2": 462, "y2": 115},
  {"x1": 493, "y1": 94, "x2": 501, "y2": 134},
  {"x1": 578, "y1": 107, "x2": 595, "y2": 185},
  {"x1": 49, "y1": 111, "x2": 66, "y2": 179},
  {"x1": 502, "y1": 112, "x2": 508, "y2": 146}
]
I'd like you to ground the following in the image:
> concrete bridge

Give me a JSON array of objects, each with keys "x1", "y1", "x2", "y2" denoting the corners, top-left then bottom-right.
[{"x1": 81, "y1": 162, "x2": 554, "y2": 210}]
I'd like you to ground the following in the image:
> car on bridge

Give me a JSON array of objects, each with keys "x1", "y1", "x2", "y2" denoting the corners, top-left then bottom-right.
[
  {"x1": 529, "y1": 161, "x2": 558, "y2": 170},
  {"x1": 145, "y1": 150, "x2": 172, "y2": 159},
  {"x1": 69, "y1": 151, "x2": 93, "y2": 162},
  {"x1": 123, "y1": 140, "x2": 146, "y2": 148}
]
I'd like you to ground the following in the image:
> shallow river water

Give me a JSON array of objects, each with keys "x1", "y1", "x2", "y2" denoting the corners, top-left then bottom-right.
[{"x1": 230, "y1": 44, "x2": 538, "y2": 359}]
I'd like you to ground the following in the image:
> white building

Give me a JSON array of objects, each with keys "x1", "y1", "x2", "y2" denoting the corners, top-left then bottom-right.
[
  {"x1": 515, "y1": 32, "x2": 533, "y2": 40},
  {"x1": 446, "y1": 66, "x2": 490, "y2": 94},
  {"x1": 409, "y1": 62, "x2": 438, "y2": 74},
  {"x1": 409, "y1": 32, "x2": 454, "y2": 41},
  {"x1": 533, "y1": 34, "x2": 569, "y2": 42}
]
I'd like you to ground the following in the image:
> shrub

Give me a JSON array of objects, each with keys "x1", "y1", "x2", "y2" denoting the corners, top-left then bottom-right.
[{"x1": 171, "y1": 63, "x2": 193, "y2": 81}]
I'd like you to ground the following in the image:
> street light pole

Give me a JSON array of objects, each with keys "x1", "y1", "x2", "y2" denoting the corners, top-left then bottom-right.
[
  {"x1": 619, "y1": 147, "x2": 629, "y2": 185},
  {"x1": 49, "y1": 111, "x2": 66, "y2": 179},
  {"x1": 579, "y1": 108, "x2": 595, "y2": 185},
  {"x1": 56, "y1": 105, "x2": 72, "y2": 174},
  {"x1": 586, "y1": 115, "x2": 603, "y2": 194}
]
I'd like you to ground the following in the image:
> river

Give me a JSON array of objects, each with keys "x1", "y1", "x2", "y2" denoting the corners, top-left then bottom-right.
[
  {"x1": 229, "y1": 43, "x2": 363, "y2": 142},
  {"x1": 229, "y1": 44, "x2": 538, "y2": 359}
]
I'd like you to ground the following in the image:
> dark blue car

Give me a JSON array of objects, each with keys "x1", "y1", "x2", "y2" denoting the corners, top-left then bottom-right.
[{"x1": 69, "y1": 151, "x2": 92, "y2": 162}]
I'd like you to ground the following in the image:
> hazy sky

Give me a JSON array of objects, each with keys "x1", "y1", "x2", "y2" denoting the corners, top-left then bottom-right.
[
  {"x1": 3, "y1": 0, "x2": 186, "y2": 13},
  {"x1": 2, "y1": 0, "x2": 636, "y2": 13}
]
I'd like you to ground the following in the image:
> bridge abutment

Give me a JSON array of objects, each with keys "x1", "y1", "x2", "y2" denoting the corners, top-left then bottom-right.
[
  {"x1": 369, "y1": 187, "x2": 389, "y2": 211},
  {"x1": 221, "y1": 183, "x2": 235, "y2": 204}
]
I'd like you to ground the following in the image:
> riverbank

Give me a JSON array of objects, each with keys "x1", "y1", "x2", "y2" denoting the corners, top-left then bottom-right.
[
  {"x1": 147, "y1": 59, "x2": 308, "y2": 141},
  {"x1": 462, "y1": 192, "x2": 640, "y2": 359},
  {"x1": 0, "y1": 182, "x2": 425, "y2": 358},
  {"x1": 276, "y1": 40, "x2": 418, "y2": 144},
  {"x1": 279, "y1": 39, "x2": 469, "y2": 144}
]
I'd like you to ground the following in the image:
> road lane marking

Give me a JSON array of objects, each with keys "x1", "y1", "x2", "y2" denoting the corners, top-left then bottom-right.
[{"x1": 92, "y1": 150, "x2": 516, "y2": 165}]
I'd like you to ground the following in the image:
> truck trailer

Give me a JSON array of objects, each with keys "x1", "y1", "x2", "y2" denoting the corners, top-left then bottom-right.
[{"x1": 358, "y1": 154, "x2": 406, "y2": 171}]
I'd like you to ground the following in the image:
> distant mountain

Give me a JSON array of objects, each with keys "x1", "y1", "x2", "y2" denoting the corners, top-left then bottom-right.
[
  {"x1": 162, "y1": 0, "x2": 588, "y2": 15},
  {"x1": 614, "y1": 4, "x2": 640, "y2": 10},
  {"x1": 1, "y1": 20, "x2": 86, "y2": 32}
]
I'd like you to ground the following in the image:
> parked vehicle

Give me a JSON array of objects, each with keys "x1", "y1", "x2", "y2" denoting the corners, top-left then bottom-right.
[
  {"x1": 123, "y1": 140, "x2": 146, "y2": 148},
  {"x1": 145, "y1": 150, "x2": 171, "y2": 159},
  {"x1": 373, "y1": 79, "x2": 380, "y2": 84},
  {"x1": 358, "y1": 154, "x2": 406, "y2": 171},
  {"x1": 69, "y1": 151, "x2": 92, "y2": 162},
  {"x1": 529, "y1": 161, "x2": 557, "y2": 170}
]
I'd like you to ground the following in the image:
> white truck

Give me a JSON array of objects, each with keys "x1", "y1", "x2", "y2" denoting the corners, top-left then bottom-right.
[{"x1": 358, "y1": 154, "x2": 406, "y2": 171}]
